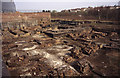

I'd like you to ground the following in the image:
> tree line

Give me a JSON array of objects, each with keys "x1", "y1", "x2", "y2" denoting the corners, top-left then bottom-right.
[{"x1": 51, "y1": 6, "x2": 120, "y2": 21}]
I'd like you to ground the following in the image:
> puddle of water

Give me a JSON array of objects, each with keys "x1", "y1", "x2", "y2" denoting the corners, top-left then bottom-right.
[
  {"x1": 48, "y1": 45, "x2": 73, "y2": 52},
  {"x1": 32, "y1": 34, "x2": 45, "y2": 39},
  {"x1": 15, "y1": 41, "x2": 26, "y2": 44},
  {"x1": 22, "y1": 45, "x2": 38, "y2": 51},
  {"x1": 15, "y1": 41, "x2": 26, "y2": 46}
]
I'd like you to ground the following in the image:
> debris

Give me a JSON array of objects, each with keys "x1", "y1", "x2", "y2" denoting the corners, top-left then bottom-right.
[{"x1": 2, "y1": 13, "x2": 120, "y2": 76}]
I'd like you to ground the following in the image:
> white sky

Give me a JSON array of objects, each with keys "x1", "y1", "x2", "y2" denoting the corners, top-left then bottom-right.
[
  {"x1": 15, "y1": 0, "x2": 119, "y2": 2},
  {"x1": 2, "y1": 0, "x2": 120, "y2": 2},
  {"x1": 2, "y1": 0, "x2": 119, "y2": 11},
  {"x1": 15, "y1": 2, "x2": 118, "y2": 11}
]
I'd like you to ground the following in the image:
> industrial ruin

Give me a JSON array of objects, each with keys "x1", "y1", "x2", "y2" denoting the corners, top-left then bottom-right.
[
  {"x1": 2, "y1": 0, "x2": 16, "y2": 12},
  {"x1": 2, "y1": 11, "x2": 120, "y2": 77},
  {"x1": 1, "y1": 0, "x2": 120, "y2": 77}
]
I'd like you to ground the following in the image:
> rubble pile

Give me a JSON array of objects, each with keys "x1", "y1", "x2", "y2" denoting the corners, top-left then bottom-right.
[{"x1": 2, "y1": 14, "x2": 120, "y2": 77}]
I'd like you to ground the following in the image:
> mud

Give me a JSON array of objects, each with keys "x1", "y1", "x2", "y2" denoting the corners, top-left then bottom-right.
[{"x1": 2, "y1": 14, "x2": 120, "y2": 77}]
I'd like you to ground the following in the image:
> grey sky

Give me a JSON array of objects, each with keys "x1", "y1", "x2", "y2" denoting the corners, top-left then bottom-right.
[
  {"x1": 13, "y1": 0, "x2": 120, "y2": 2},
  {"x1": 13, "y1": 0, "x2": 120, "y2": 11}
]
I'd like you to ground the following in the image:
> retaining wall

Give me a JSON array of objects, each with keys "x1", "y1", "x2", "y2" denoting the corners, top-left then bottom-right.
[{"x1": 2, "y1": 12, "x2": 51, "y2": 30}]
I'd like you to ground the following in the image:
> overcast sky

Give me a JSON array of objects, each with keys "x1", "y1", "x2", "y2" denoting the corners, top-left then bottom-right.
[
  {"x1": 13, "y1": 0, "x2": 120, "y2": 2},
  {"x1": 3, "y1": 0, "x2": 119, "y2": 11}
]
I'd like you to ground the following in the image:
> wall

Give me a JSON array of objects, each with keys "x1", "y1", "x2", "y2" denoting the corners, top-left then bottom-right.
[
  {"x1": 2, "y1": 2, "x2": 16, "y2": 12},
  {"x1": 2, "y1": 12, "x2": 51, "y2": 30}
]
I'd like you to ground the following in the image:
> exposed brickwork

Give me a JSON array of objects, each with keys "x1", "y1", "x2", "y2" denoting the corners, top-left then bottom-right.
[
  {"x1": 2, "y1": 12, "x2": 51, "y2": 22},
  {"x1": 2, "y1": 12, "x2": 51, "y2": 30}
]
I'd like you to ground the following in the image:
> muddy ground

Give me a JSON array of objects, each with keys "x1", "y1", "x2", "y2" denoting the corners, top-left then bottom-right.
[{"x1": 2, "y1": 19, "x2": 120, "y2": 77}]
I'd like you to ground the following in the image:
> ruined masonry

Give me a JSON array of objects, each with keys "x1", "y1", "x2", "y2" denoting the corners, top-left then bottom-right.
[{"x1": 2, "y1": 12, "x2": 120, "y2": 77}]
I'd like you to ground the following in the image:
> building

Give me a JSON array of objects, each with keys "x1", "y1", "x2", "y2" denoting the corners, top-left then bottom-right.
[
  {"x1": 2, "y1": 0, "x2": 16, "y2": 12},
  {"x1": 118, "y1": 1, "x2": 120, "y2": 6}
]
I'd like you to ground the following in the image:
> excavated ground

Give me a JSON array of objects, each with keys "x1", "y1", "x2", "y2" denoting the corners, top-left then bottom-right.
[{"x1": 2, "y1": 20, "x2": 120, "y2": 77}]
